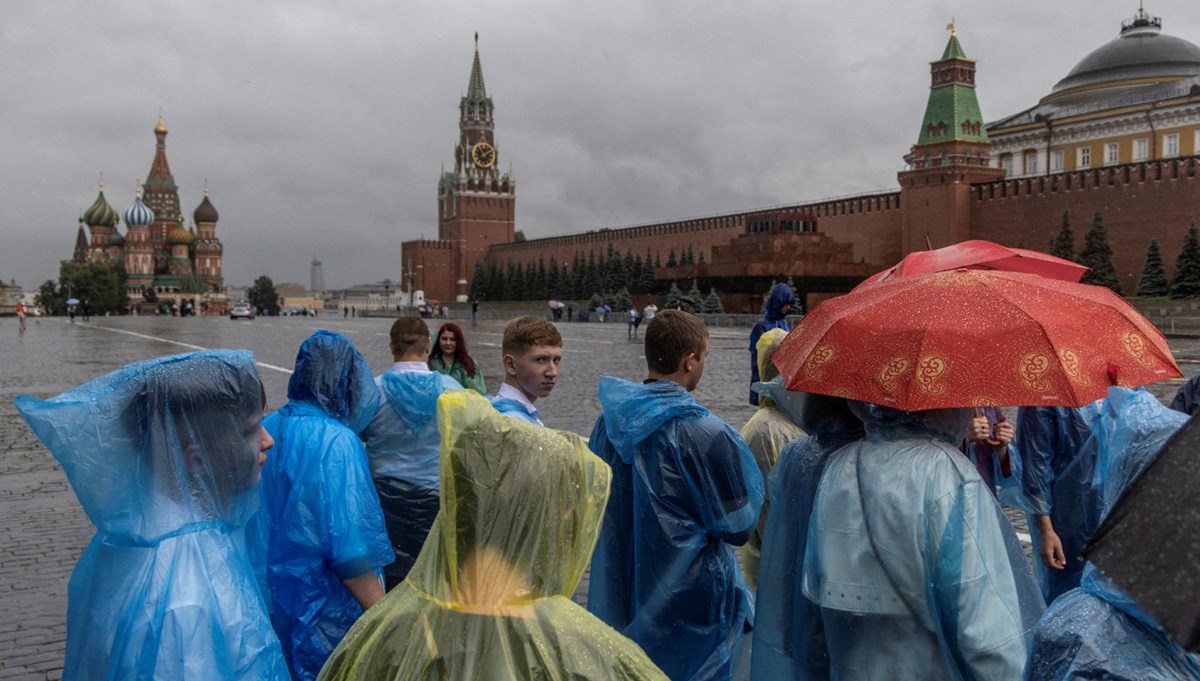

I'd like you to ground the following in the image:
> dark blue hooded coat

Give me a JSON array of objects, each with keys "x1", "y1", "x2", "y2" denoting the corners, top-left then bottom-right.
[
  {"x1": 587, "y1": 377, "x2": 764, "y2": 681},
  {"x1": 748, "y1": 283, "x2": 794, "y2": 405}
]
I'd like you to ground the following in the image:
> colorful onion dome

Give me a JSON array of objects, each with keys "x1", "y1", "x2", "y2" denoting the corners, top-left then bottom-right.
[
  {"x1": 123, "y1": 187, "x2": 155, "y2": 227},
  {"x1": 193, "y1": 189, "x2": 219, "y2": 223},
  {"x1": 167, "y1": 223, "x2": 194, "y2": 245},
  {"x1": 82, "y1": 184, "x2": 120, "y2": 227}
]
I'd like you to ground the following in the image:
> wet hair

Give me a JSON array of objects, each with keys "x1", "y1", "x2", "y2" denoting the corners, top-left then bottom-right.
[
  {"x1": 645, "y1": 309, "x2": 708, "y2": 374},
  {"x1": 430, "y1": 323, "x2": 478, "y2": 377},
  {"x1": 502, "y1": 316, "x2": 562, "y2": 356},
  {"x1": 390, "y1": 316, "x2": 430, "y2": 357}
]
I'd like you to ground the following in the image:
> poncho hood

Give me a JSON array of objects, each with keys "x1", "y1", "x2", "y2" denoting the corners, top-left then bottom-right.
[
  {"x1": 15, "y1": 350, "x2": 265, "y2": 543},
  {"x1": 597, "y1": 376, "x2": 708, "y2": 463},
  {"x1": 1092, "y1": 386, "x2": 1187, "y2": 515},
  {"x1": 408, "y1": 390, "x2": 611, "y2": 603},
  {"x1": 753, "y1": 379, "x2": 862, "y2": 444},
  {"x1": 380, "y1": 371, "x2": 460, "y2": 433},
  {"x1": 849, "y1": 400, "x2": 972, "y2": 444},
  {"x1": 287, "y1": 331, "x2": 379, "y2": 434}
]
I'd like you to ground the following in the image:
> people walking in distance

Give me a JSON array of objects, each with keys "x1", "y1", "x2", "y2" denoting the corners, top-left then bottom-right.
[
  {"x1": 361, "y1": 318, "x2": 462, "y2": 589},
  {"x1": 471, "y1": 299, "x2": 479, "y2": 328},
  {"x1": 490, "y1": 316, "x2": 562, "y2": 426},
  {"x1": 255, "y1": 331, "x2": 394, "y2": 681},
  {"x1": 16, "y1": 302, "x2": 26, "y2": 331},
  {"x1": 15, "y1": 351, "x2": 289, "y2": 680},
  {"x1": 748, "y1": 283, "x2": 794, "y2": 405},
  {"x1": 428, "y1": 322, "x2": 486, "y2": 395},
  {"x1": 642, "y1": 302, "x2": 657, "y2": 323},
  {"x1": 627, "y1": 306, "x2": 642, "y2": 339},
  {"x1": 588, "y1": 310, "x2": 764, "y2": 680}
]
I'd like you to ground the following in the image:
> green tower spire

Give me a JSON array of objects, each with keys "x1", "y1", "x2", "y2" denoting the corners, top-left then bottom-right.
[{"x1": 916, "y1": 25, "x2": 988, "y2": 146}]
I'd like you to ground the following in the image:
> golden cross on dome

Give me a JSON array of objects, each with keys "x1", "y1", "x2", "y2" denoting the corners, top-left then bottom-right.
[{"x1": 946, "y1": 19, "x2": 956, "y2": 37}]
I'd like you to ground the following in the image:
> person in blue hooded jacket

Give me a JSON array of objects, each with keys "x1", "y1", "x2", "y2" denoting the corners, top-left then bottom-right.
[
  {"x1": 1026, "y1": 386, "x2": 1197, "y2": 681},
  {"x1": 588, "y1": 309, "x2": 765, "y2": 681},
  {"x1": 15, "y1": 350, "x2": 289, "y2": 680},
  {"x1": 257, "y1": 331, "x2": 395, "y2": 681},
  {"x1": 748, "y1": 282, "x2": 794, "y2": 406},
  {"x1": 748, "y1": 389, "x2": 863, "y2": 681},
  {"x1": 1016, "y1": 399, "x2": 1106, "y2": 603},
  {"x1": 1168, "y1": 373, "x2": 1200, "y2": 415},
  {"x1": 361, "y1": 317, "x2": 461, "y2": 589},
  {"x1": 802, "y1": 402, "x2": 1044, "y2": 680}
]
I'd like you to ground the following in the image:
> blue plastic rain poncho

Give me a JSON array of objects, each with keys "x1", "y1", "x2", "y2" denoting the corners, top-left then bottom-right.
[
  {"x1": 588, "y1": 376, "x2": 764, "y2": 681},
  {"x1": 740, "y1": 375, "x2": 806, "y2": 587},
  {"x1": 14, "y1": 350, "x2": 288, "y2": 680},
  {"x1": 1016, "y1": 399, "x2": 1106, "y2": 602},
  {"x1": 748, "y1": 283, "x2": 794, "y2": 405},
  {"x1": 801, "y1": 402, "x2": 1044, "y2": 680},
  {"x1": 749, "y1": 392, "x2": 864, "y2": 681},
  {"x1": 320, "y1": 390, "x2": 668, "y2": 680},
  {"x1": 256, "y1": 331, "x2": 395, "y2": 681},
  {"x1": 1169, "y1": 374, "x2": 1200, "y2": 415},
  {"x1": 360, "y1": 368, "x2": 462, "y2": 588},
  {"x1": 1025, "y1": 386, "x2": 1195, "y2": 680}
]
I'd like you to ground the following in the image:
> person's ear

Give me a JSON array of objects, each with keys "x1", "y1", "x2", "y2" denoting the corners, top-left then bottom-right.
[
  {"x1": 503, "y1": 353, "x2": 517, "y2": 376},
  {"x1": 681, "y1": 352, "x2": 697, "y2": 374}
]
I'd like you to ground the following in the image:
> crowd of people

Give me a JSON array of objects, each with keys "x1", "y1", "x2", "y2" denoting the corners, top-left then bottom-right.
[{"x1": 14, "y1": 297, "x2": 1200, "y2": 680}]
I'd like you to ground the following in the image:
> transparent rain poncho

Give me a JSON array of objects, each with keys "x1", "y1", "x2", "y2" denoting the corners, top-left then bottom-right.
[
  {"x1": 319, "y1": 390, "x2": 668, "y2": 680},
  {"x1": 801, "y1": 402, "x2": 1044, "y2": 681},
  {"x1": 360, "y1": 369, "x2": 462, "y2": 587},
  {"x1": 1025, "y1": 386, "x2": 1196, "y2": 681},
  {"x1": 740, "y1": 375, "x2": 806, "y2": 587},
  {"x1": 1016, "y1": 399, "x2": 1106, "y2": 602},
  {"x1": 256, "y1": 331, "x2": 394, "y2": 681},
  {"x1": 15, "y1": 350, "x2": 288, "y2": 680},
  {"x1": 588, "y1": 377, "x2": 764, "y2": 681},
  {"x1": 749, "y1": 392, "x2": 864, "y2": 681}
]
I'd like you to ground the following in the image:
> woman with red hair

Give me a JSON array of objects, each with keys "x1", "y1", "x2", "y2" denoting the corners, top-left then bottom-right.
[{"x1": 429, "y1": 323, "x2": 487, "y2": 395}]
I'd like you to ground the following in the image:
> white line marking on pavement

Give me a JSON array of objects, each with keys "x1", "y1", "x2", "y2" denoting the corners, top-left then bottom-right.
[{"x1": 80, "y1": 323, "x2": 294, "y2": 374}]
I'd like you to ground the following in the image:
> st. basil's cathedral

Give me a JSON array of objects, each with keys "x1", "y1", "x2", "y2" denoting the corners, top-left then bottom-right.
[{"x1": 73, "y1": 116, "x2": 226, "y2": 312}]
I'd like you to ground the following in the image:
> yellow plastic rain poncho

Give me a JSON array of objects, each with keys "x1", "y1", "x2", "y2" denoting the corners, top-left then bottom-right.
[
  {"x1": 319, "y1": 390, "x2": 668, "y2": 681},
  {"x1": 740, "y1": 329, "x2": 805, "y2": 587}
]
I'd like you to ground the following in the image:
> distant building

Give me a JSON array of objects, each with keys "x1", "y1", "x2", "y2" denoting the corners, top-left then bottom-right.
[
  {"x1": 73, "y1": 117, "x2": 228, "y2": 313},
  {"x1": 310, "y1": 258, "x2": 325, "y2": 294},
  {"x1": 401, "y1": 36, "x2": 516, "y2": 303}
]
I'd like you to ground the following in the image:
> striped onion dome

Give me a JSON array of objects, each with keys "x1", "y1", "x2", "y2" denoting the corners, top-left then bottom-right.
[
  {"x1": 123, "y1": 188, "x2": 155, "y2": 227},
  {"x1": 82, "y1": 184, "x2": 119, "y2": 227}
]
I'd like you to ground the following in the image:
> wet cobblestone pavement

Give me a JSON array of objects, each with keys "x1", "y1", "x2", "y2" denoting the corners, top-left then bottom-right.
[{"x1": 1, "y1": 314, "x2": 1195, "y2": 678}]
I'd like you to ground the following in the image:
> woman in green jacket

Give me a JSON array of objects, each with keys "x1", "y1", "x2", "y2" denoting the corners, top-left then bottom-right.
[{"x1": 428, "y1": 323, "x2": 486, "y2": 395}]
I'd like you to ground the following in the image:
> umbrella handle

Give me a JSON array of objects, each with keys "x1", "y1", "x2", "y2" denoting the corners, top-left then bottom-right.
[
  {"x1": 1107, "y1": 362, "x2": 1120, "y2": 386},
  {"x1": 975, "y1": 407, "x2": 1006, "y2": 447}
]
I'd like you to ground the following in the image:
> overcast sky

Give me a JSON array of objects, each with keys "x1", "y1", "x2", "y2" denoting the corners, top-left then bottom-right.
[{"x1": 4, "y1": 1, "x2": 1198, "y2": 291}]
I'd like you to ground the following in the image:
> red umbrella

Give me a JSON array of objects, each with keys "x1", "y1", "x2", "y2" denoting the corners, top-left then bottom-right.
[
  {"x1": 853, "y1": 240, "x2": 1088, "y2": 291},
  {"x1": 773, "y1": 269, "x2": 1179, "y2": 411}
]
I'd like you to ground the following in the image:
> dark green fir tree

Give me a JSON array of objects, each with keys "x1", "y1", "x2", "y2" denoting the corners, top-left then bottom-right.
[
  {"x1": 1078, "y1": 212, "x2": 1122, "y2": 294},
  {"x1": 1049, "y1": 210, "x2": 1074, "y2": 261},
  {"x1": 1135, "y1": 239, "x2": 1168, "y2": 297},
  {"x1": 1170, "y1": 223, "x2": 1200, "y2": 298}
]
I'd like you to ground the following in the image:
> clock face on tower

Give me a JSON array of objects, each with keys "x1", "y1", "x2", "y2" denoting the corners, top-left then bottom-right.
[{"x1": 471, "y1": 141, "x2": 497, "y2": 169}]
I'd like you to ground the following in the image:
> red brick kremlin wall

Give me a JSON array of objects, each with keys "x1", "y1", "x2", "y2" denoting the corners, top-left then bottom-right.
[
  {"x1": 488, "y1": 192, "x2": 903, "y2": 277},
  {"x1": 968, "y1": 157, "x2": 1200, "y2": 293},
  {"x1": 401, "y1": 238, "x2": 457, "y2": 301}
]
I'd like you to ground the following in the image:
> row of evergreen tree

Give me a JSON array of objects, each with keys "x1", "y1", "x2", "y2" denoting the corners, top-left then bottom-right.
[
  {"x1": 1049, "y1": 210, "x2": 1200, "y2": 298},
  {"x1": 468, "y1": 242, "x2": 706, "y2": 302}
]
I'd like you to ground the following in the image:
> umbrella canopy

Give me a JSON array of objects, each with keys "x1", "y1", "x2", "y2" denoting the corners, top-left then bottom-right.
[
  {"x1": 772, "y1": 269, "x2": 1179, "y2": 411},
  {"x1": 65, "y1": 298, "x2": 80, "y2": 305},
  {"x1": 1085, "y1": 410, "x2": 1200, "y2": 652},
  {"x1": 547, "y1": 300, "x2": 564, "y2": 309},
  {"x1": 854, "y1": 240, "x2": 1088, "y2": 291}
]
